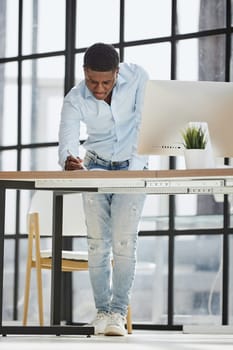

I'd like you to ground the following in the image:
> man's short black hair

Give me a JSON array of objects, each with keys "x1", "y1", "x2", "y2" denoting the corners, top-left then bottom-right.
[{"x1": 83, "y1": 43, "x2": 119, "y2": 71}]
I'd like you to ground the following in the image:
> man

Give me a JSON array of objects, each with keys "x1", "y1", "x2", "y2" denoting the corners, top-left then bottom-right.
[{"x1": 58, "y1": 43, "x2": 149, "y2": 336}]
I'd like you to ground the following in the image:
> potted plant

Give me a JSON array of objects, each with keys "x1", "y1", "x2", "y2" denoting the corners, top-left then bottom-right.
[
  {"x1": 181, "y1": 124, "x2": 211, "y2": 169},
  {"x1": 181, "y1": 125, "x2": 207, "y2": 150}
]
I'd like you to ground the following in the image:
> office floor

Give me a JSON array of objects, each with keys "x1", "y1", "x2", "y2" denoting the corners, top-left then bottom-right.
[{"x1": 0, "y1": 331, "x2": 233, "y2": 350}]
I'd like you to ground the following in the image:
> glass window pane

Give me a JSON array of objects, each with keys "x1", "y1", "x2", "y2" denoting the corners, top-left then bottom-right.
[
  {"x1": 175, "y1": 194, "x2": 224, "y2": 230},
  {"x1": 174, "y1": 235, "x2": 222, "y2": 325},
  {"x1": 0, "y1": 0, "x2": 19, "y2": 58},
  {"x1": 177, "y1": 0, "x2": 200, "y2": 34},
  {"x1": 76, "y1": 0, "x2": 119, "y2": 48},
  {"x1": 19, "y1": 190, "x2": 31, "y2": 234},
  {"x1": 125, "y1": 0, "x2": 171, "y2": 41},
  {"x1": 22, "y1": 57, "x2": 64, "y2": 144},
  {"x1": 132, "y1": 236, "x2": 168, "y2": 324},
  {"x1": 72, "y1": 271, "x2": 94, "y2": 323},
  {"x1": 75, "y1": 53, "x2": 85, "y2": 83},
  {"x1": 5, "y1": 190, "x2": 17, "y2": 234},
  {"x1": 177, "y1": 35, "x2": 226, "y2": 81},
  {"x1": 22, "y1": 0, "x2": 65, "y2": 54},
  {"x1": 177, "y1": 0, "x2": 226, "y2": 34},
  {"x1": 0, "y1": 63, "x2": 18, "y2": 146},
  {"x1": 0, "y1": 150, "x2": 17, "y2": 171},
  {"x1": 175, "y1": 213, "x2": 224, "y2": 230},
  {"x1": 72, "y1": 237, "x2": 94, "y2": 322},
  {"x1": 140, "y1": 195, "x2": 169, "y2": 231},
  {"x1": 124, "y1": 43, "x2": 171, "y2": 80},
  {"x1": 3, "y1": 240, "x2": 15, "y2": 321},
  {"x1": 21, "y1": 147, "x2": 60, "y2": 170},
  {"x1": 176, "y1": 195, "x2": 198, "y2": 217},
  {"x1": 177, "y1": 39, "x2": 199, "y2": 81}
]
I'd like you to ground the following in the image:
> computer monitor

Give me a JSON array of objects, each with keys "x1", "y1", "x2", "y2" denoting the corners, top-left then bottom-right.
[{"x1": 137, "y1": 80, "x2": 233, "y2": 158}]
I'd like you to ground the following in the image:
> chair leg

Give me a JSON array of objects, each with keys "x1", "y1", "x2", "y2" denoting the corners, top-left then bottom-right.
[
  {"x1": 22, "y1": 253, "x2": 32, "y2": 326},
  {"x1": 34, "y1": 213, "x2": 44, "y2": 326},
  {"x1": 126, "y1": 305, "x2": 133, "y2": 334},
  {"x1": 36, "y1": 264, "x2": 44, "y2": 326}
]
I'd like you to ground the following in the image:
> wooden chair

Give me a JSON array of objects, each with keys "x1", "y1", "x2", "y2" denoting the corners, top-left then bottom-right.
[{"x1": 22, "y1": 191, "x2": 132, "y2": 334}]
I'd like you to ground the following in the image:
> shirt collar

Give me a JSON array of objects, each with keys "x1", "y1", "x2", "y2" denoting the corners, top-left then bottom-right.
[
  {"x1": 115, "y1": 73, "x2": 126, "y2": 87},
  {"x1": 84, "y1": 84, "x2": 93, "y2": 99}
]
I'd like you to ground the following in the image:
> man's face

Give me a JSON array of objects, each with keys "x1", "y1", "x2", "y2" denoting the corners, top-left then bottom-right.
[{"x1": 84, "y1": 68, "x2": 118, "y2": 101}]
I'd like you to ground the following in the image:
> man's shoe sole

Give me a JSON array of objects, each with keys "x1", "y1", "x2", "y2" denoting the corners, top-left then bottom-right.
[{"x1": 104, "y1": 326, "x2": 126, "y2": 336}]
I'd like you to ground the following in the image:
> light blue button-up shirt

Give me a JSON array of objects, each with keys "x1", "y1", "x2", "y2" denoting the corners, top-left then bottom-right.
[{"x1": 58, "y1": 62, "x2": 149, "y2": 170}]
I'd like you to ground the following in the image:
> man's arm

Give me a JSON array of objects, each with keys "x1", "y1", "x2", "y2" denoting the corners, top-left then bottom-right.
[{"x1": 58, "y1": 97, "x2": 82, "y2": 169}]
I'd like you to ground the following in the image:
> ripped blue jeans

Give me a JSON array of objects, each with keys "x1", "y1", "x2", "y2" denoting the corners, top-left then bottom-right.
[{"x1": 82, "y1": 151, "x2": 145, "y2": 316}]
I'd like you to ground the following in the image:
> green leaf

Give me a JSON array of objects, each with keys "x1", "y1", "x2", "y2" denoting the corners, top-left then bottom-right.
[{"x1": 181, "y1": 126, "x2": 207, "y2": 149}]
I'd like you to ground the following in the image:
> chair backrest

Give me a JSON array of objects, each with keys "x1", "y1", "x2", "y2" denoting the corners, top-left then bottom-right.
[{"x1": 28, "y1": 191, "x2": 87, "y2": 236}]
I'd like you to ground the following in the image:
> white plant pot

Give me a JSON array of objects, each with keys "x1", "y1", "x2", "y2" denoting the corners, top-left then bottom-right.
[{"x1": 184, "y1": 149, "x2": 214, "y2": 169}]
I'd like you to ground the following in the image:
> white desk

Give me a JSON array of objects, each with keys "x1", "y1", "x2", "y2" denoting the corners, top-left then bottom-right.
[
  {"x1": 1, "y1": 168, "x2": 233, "y2": 193},
  {"x1": 0, "y1": 169, "x2": 232, "y2": 335}
]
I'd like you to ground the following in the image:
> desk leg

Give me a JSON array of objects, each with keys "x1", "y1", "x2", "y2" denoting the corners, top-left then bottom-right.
[
  {"x1": 0, "y1": 187, "x2": 5, "y2": 327},
  {"x1": 50, "y1": 192, "x2": 63, "y2": 325}
]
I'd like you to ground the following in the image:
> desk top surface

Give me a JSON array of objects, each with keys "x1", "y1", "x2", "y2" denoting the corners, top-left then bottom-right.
[{"x1": 0, "y1": 168, "x2": 233, "y2": 180}]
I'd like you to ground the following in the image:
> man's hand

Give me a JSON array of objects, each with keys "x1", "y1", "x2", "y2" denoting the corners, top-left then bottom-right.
[{"x1": 65, "y1": 155, "x2": 85, "y2": 170}]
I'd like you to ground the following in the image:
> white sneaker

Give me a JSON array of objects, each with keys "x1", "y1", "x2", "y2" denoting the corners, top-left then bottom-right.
[
  {"x1": 88, "y1": 311, "x2": 109, "y2": 335},
  {"x1": 104, "y1": 312, "x2": 126, "y2": 336}
]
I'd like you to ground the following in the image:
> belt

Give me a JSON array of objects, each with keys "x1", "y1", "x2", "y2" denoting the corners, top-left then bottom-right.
[{"x1": 86, "y1": 150, "x2": 129, "y2": 167}]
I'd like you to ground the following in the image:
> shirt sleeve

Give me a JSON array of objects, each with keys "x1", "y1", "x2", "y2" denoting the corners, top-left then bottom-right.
[
  {"x1": 58, "y1": 95, "x2": 81, "y2": 169},
  {"x1": 128, "y1": 66, "x2": 149, "y2": 170}
]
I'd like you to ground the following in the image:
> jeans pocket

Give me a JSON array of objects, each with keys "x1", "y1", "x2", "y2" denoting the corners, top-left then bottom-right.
[{"x1": 83, "y1": 156, "x2": 94, "y2": 169}]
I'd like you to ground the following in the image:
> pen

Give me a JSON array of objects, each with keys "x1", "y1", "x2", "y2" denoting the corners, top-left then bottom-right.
[{"x1": 67, "y1": 149, "x2": 87, "y2": 170}]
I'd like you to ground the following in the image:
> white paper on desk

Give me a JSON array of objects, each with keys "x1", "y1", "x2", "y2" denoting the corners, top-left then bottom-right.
[{"x1": 89, "y1": 168, "x2": 107, "y2": 171}]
